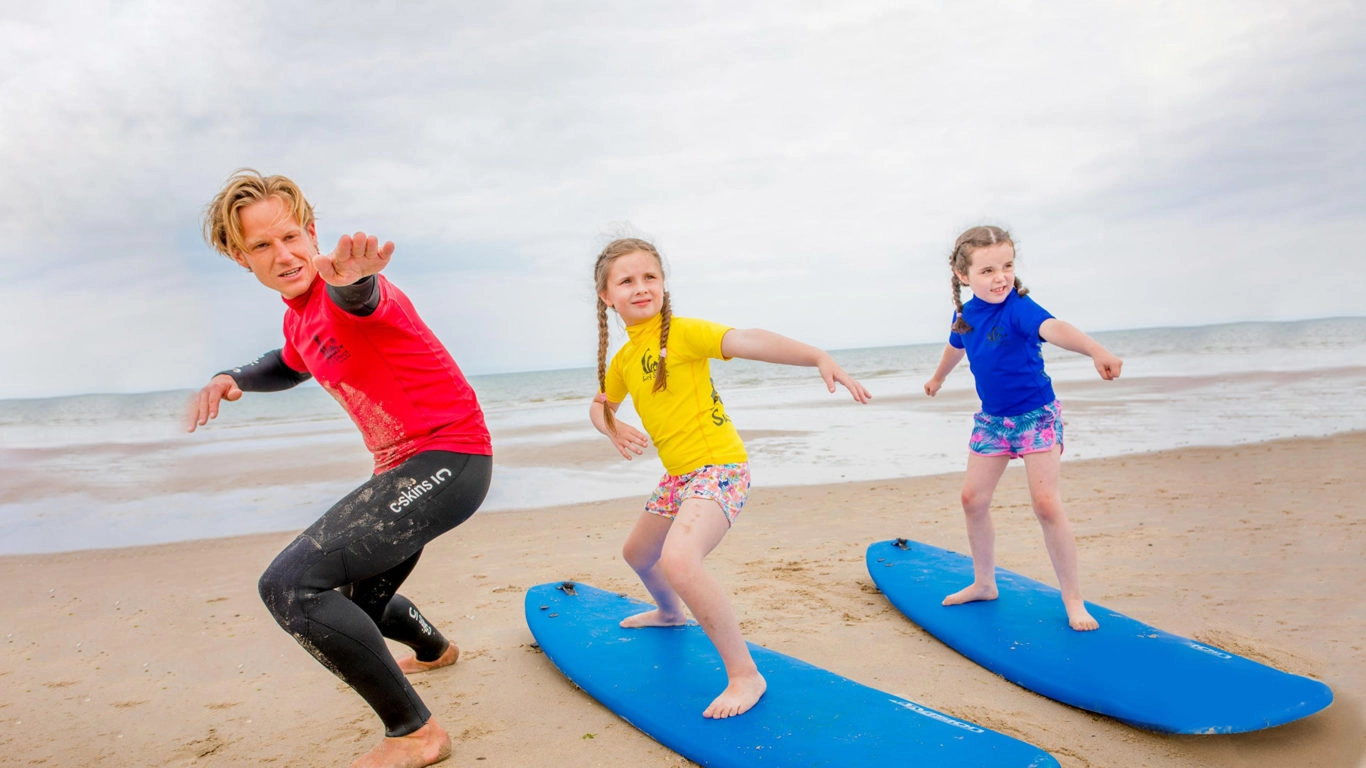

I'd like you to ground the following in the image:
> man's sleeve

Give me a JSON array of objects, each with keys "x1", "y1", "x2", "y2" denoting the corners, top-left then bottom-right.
[
  {"x1": 326, "y1": 276, "x2": 381, "y2": 317},
  {"x1": 218, "y1": 349, "x2": 312, "y2": 392}
]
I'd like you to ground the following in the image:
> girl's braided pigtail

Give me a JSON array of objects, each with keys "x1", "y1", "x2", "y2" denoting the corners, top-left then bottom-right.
[
  {"x1": 951, "y1": 273, "x2": 972, "y2": 333},
  {"x1": 596, "y1": 297, "x2": 616, "y2": 434},
  {"x1": 652, "y1": 290, "x2": 672, "y2": 393}
]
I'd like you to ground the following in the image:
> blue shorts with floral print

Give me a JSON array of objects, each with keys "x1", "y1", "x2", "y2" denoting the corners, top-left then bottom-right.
[{"x1": 969, "y1": 400, "x2": 1064, "y2": 458}]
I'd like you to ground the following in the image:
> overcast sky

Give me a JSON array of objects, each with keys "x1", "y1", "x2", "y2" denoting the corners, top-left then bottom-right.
[{"x1": 2, "y1": 1, "x2": 1362, "y2": 400}]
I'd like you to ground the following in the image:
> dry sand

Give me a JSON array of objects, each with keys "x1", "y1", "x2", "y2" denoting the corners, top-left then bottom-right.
[{"x1": 2, "y1": 433, "x2": 1363, "y2": 767}]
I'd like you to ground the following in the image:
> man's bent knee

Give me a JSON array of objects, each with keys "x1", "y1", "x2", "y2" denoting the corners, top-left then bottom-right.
[{"x1": 258, "y1": 536, "x2": 322, "y2": 622}]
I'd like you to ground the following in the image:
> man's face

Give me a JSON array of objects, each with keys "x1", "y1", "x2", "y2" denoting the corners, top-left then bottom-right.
[{"x1": 232, "y1": 196, "x2": 319, "y2": 299}]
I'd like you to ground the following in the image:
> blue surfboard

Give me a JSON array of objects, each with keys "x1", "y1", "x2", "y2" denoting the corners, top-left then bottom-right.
[
  {"x1": 526, "y1": 581, "x2": 1059, "y2": 767},
  {"x1": 866, "y1": 538, "x2": 1333, "y2": 734}
]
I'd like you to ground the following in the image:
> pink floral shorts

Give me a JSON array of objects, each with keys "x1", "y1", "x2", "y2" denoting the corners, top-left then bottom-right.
[
  {"x1": 645, "y1": 462, "x2": 751, "y2": 525},
  {"x1": 969, "y1": 400, "x2": 1064, "y2": 458}
]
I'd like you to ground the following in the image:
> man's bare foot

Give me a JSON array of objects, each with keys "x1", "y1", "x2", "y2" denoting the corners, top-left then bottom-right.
[
  {"x1": 619, "y1": 608, "x2": 687, "y2": 629},
  {"x1": 397, "y1": 643, "x2": 459, "y2": 675},
  {"x1": 941, "y1": 582, "x2": 999, "y2": 606},
  {"x1": 1064, "y1": 600, "x2": 1099, "y2": 631},
  {"x1": 350, "y1": 719, "x2": 451, "y2": 768},
  {"x1": 702, "y1": 672, "x2": 767, "y2": 719}
]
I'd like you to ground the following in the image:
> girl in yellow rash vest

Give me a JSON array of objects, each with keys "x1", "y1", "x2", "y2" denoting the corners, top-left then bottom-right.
[{"x1": 589, "y1": 238, "x2": 871, "y2": 720}]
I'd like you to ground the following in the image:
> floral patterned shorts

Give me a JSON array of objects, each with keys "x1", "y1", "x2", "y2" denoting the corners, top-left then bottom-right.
[
  {"x1": 645, "y1": 462, "x2": 751, "y2": 525},
  {"x1": 969, "y1": 400, "x2": 1064, "y2": 458}
]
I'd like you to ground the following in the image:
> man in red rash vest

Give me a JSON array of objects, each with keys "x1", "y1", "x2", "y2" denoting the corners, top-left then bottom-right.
[{"x1": 187, "y1": 169, "x2": 491, "y2": 768}]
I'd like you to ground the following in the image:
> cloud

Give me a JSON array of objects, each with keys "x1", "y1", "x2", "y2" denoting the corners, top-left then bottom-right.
[{"x1": 0, "y1": 2, "x2": 1362, "y2": 398}]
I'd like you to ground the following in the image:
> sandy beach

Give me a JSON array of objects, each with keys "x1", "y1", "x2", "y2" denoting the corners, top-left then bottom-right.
[{"x1": 3, "y1": 431, "x2": 1363, "y2": 767}]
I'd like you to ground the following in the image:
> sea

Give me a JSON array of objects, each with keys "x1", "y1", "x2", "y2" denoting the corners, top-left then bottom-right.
[{"x1": 2, "y1": 317, "x2": 1364, "y2": 555}]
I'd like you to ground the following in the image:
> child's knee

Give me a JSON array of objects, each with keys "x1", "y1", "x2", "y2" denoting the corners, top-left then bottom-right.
[
  {"x1": 657, "y1": 545, "x2": 702, "y2": 582},
  {"x1": 960, "y1": 486, "x2": 992, "y2": 512},
  {"x1": 621, "y1": 540, "x2": 656, "y2": 572},
  {"x1": 1031, "y1": 497, "x2": 1065, "y2": 524}
]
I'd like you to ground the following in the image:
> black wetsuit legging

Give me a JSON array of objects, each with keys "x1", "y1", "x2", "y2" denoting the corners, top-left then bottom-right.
[{"x1": 258, "y1": 450, "x2": 491, "y2": 737}]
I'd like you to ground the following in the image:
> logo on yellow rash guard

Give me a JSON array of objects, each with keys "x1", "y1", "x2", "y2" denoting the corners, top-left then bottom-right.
[
  {"x1": 710, "y1": 380, "x2": 731, "y2": 427},
  {"x1": 639, "y1": 349, "x2": 659, "y2": 382}
]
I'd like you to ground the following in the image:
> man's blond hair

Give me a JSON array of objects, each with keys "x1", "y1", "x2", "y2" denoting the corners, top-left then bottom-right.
[{"x1": 203, "y1": 169, "x2": 315, "y2": 258}]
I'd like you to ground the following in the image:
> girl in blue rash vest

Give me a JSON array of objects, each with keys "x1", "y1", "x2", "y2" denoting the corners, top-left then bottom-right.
[{"x1": 922, "y1": 225, "x2": 1122, "y2": 632}]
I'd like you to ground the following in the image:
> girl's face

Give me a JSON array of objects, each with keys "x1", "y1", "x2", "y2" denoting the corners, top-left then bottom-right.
[
  {"x1": 956, "y1": 242, "x2": 1015, "y2": 304},
  {"x1": 599, "y1": 249, "x2": 665, "y2": 326}
]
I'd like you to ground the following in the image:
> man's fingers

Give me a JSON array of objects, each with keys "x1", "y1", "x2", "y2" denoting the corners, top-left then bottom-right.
[
  {"x1": 186, "y1": 379, "x2": 241, "y2": 433},
  {"x1": 350, "y1": 232, "x2": 369, "y2": 261},
  {"x1": 334, "y1": 234, "x2": 353, "y2": 259}
]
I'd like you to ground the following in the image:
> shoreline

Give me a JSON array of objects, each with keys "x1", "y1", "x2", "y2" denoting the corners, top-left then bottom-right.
[
  {"x1": 3, "y1": 432, "x2": 1364, "y2": 767},
  {"x1": 6, "y1": 348, "x2": 1366, "y2": 556}
]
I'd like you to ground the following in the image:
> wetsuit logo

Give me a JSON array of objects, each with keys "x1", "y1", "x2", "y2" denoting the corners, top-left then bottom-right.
[
  {"x1": 388, "y1": 467, "x2": 454, "y2": 513},
  {"x1": 409, "y1": 606, "x2": 434, "y2": 636},
  {"x1": 986, "y1": 325, "x2": 1006, "y2": 344}
]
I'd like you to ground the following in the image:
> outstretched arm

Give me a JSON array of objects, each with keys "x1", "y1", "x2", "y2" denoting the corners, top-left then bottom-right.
[
  {"x1": 924, "y1": 344, "x2": 966, "y2": 397},
  {"x1": 314, "y1": 232, "x2": 395, "y2": 287},
  {"x1": 720, "y1": 328, "x2": 870, "y2": 403},
  {"x1": 1039, "y1": 319, "x2": 1122, "y2": 380},
  {"x1": 185, "y1": 350, "x2": 311, "y2": 432},
  {"x1": 589, "y1": 396, "x2": 650, "y2": 460}
]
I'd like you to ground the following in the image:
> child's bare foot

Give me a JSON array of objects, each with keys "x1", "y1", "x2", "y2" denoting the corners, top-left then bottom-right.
[
  {"x1": 350, "y1": 719, "x2": 451, "y2": 768},
  {"x1": 941, "y1": 582, "x2": 998, "y2": 606},
  {"x1": 1064, "y1": 600, "x2": 1099, "y2": 631},
  {"x1": 619, "y1": 608, "x2": 687, "y2": 629},
  {"x1": 703, "y1": 672, "x2": 767, "y2": 719},
  {"x1": 397, "y1": 643, "x2": 459, "y2": 675}
]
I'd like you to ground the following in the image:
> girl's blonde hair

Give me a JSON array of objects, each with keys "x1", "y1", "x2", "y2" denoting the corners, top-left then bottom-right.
[
  {"x1": 593, "y1": 237, "x2": 672, "y2": 434},
  {"x1": 948, "y1": 225, "x2": 1028, "y2": 333},
  {"x1": 203, "y1": 169, "x2": 315, "y2": 258}
]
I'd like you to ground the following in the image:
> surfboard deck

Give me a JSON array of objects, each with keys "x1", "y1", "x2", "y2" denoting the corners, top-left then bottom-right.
[
  {"x1": 525, "y1": 581, "x2": 1059, "y2": 767},
  {"x1": 866, "y1": 538, "x2": 1333, "y2": 734}
]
